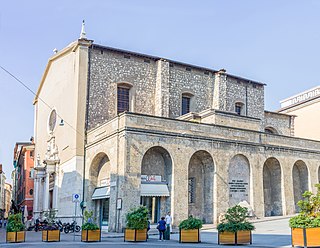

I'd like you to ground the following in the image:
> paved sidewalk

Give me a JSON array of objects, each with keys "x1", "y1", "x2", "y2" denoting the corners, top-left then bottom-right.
[{"x1": 0, "y1": 216, "x2": 293, "y2": 247}]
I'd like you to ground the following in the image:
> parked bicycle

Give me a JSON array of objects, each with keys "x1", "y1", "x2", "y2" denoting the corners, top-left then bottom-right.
[{"x1": 64, "y1": 220, "x2": 81, "y2": 234}]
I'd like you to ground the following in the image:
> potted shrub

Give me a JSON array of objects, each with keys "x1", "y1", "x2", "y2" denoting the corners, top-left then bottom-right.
[
  {"x1": 42, "y1": 209, "x2": 60, "y2": 242},
  {"x1": 179, "y1": 215, "x2": 202, "y2": 243},
  {"x1": 290, "y1": 184, "x2": 320, "y2": 247},
  {"x1": 6, "y1": 213, "x2": 26, "y2": 243},
  {"x1": 124, "y1": 206, "x2": 148, "y2": 242},
  {"x1": 217, "y1": 205, "x2": 254, "y2": 245},
  {"x1": 81, "y1": 210, "x2": 101, "y2": 242}
]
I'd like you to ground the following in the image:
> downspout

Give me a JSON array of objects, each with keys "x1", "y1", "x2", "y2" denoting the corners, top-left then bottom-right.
[{"x1": 82, "y1": 45, "x2": 92, "y2": 215}]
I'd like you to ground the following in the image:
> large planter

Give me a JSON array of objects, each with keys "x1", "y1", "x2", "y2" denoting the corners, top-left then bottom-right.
[
  {"x1": 179, "y1": 229, "x2": 201, "y2": 243},
  {"x1": 42, "y1": 230, "x2": 60, "y2": 242},
  {"x1": 124, "y1": 229, "x2": 147, "y2": 242},
  {"x1": 81, "y1": 229, "x2": 101, "y2": 242},
  {"x1": 292, "y1": 227, "x2": 320, "y2": 247},
  {"x1": 6, "y1": 231, "x2": 26, "y2": 243},
  {"x1": 218, "y1": 230, "x2": 252, "y2": 245}
]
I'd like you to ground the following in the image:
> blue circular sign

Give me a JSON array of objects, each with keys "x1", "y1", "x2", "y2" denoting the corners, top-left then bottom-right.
[{"x1": 74, "y1": 194, "x2": 79, "y2": 199}]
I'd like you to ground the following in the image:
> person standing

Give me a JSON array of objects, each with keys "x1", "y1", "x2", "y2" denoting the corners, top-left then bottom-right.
[
  {"x1": 165, "y1": 212, "x2": 172, "y2": 233},
  {"x1": 157, "y1": 217, "x2": 166, "y2": 241}
]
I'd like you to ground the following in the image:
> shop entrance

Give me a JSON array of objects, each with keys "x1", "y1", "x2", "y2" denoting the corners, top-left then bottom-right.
[
  {"x1": 140, "y1": 196, "x2": 160, "y2": 223},
  {"x1": 100, "y1": 198, "x2": 110, "y2": 227}
]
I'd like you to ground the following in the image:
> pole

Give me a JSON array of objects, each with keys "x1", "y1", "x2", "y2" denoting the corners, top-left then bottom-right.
[{"x1": 73, "y1": 202, "x2": 77, "y2": 241}]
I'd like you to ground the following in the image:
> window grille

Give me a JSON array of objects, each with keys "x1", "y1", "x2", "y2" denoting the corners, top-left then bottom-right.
[
  {"x1": 117, "y1": 87, "x2": 130, "y2": 113},
  {"x1": 182, "y1": 96, "x2": 191, "y2": 115},
  {"x1": 188, "y1": 177, "x2": 195, "y2": 204}
]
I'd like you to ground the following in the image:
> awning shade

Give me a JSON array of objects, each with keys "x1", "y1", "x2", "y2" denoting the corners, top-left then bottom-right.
[
  {"x1": 141, "y1": 184, "x2": 170, "y2": 197},
  {"x1": 92, "y1": 186, "x2": 110, "y2": 200}
]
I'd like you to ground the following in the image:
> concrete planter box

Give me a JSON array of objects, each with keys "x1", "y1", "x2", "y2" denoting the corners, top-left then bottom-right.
[
  {"x1": 81, "y1": 229, "x2": 101, "y2": 242},
  {"x1": 218, "y1": 230, "x2": 252, "y2": 245},
  {"x1": 124, "y1": 229, "x2": 147, "y2": 242},
  {"x1": 6, "y1": 231, "x2": 26, "y2": 243},
  {"x1": 292, "y1": 227, "x2": 320, "y2": 247},
  {"x1": 179, "y1": 229, "x2": 201, "y2": 243},
  {"x1": 42, "y1": 230, "x2": 60, "y2": 242}
]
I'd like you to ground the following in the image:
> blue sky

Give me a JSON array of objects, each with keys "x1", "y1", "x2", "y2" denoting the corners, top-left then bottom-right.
[{"x1": 1, "y1": 0, "x2": 320, "y2": 181}]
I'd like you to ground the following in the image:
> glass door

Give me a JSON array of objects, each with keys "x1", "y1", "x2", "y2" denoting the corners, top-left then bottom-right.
[{"x1": 100, "y1": 198, "x2": 109, "y2": 227}]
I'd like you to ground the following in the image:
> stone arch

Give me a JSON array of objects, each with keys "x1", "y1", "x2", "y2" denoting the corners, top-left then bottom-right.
[
  {"x1": 228, "y1": 154, "x2": 250, "y2": 206},
  {"x1": 140, "y1": 146, "x2": 172, "y2": 222},
  {"x1": 292, "y1": 160, "x2": 309, "y2": 212},
  {"x1": 263, "y1": 157, "x2": 283, "y2": 216},
  {"x1": 188, "y1": 150, "x2": 214, "y2": 224},
  {"x1": 87, "y1": 152, "x2": 111, "y2": 228}
]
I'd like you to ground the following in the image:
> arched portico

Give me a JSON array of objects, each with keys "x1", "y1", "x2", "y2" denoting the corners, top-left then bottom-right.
[
  {"x1": 140, "y1": 146, "x2": 172, "y2": 223},
  {"x1": 263, "y1": 158, "x2": 283, "y2": 216},
  {"x1": 188, "y1": 150, "x2": 214, "y2": 224},
  {"x1": 292, "y1": 160, "x2": 309, "y2": 212},
  {"x1": 88, "y1": 152, "x2": 111, "y2": 229}
]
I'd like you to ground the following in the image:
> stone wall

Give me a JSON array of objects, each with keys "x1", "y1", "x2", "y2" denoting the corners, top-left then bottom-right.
[{"x1": 87, "y1": 46, "x2": 267, "y2": 130}]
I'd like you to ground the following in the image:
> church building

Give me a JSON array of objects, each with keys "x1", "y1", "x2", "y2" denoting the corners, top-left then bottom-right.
[{"x1": 33, "y1": 23, "x2": 320, "y2": 232}]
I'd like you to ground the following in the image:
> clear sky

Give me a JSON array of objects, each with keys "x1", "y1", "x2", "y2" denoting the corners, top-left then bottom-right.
[{"x1": 1, "y1": 0, "x2": 320, "y2": 182}]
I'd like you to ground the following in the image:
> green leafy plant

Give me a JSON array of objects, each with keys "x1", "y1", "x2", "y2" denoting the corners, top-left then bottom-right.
[
  {"x1": 126, "y1": 206, "x2": 148, "y2": 230},
  {"x1": 6, "y1": 213, "x2": 25, "y2": 232},
  {"x1": 82, "y1": 210, "x2": 99, "y2": 230},
  {"x1": 43, "y1": 209, "x2": 59, "y2": 230},
  {"x1": 290, "y1": 184, "x2": 320, "y2": 228},
  {"x1": 179, "y1": 215, "x2": 203, "y2": 230},
  {"x1": 217, "y1": 205, "x2": 254, "y2": 233}
]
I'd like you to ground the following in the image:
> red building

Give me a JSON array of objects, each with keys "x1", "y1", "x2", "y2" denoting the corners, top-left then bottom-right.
[{"x1": 13, "y1": 142, "x2": 34, "y2": 219}]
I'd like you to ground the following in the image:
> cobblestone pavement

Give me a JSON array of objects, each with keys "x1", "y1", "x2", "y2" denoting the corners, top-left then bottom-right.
[{"x1": 0, "y1": 217, "x2": 292, "y2": 247}]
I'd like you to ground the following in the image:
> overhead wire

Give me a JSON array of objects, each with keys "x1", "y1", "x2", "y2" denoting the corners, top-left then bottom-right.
[{"x1": 0, "y1": 65, "x2": 84, "y2": 138}]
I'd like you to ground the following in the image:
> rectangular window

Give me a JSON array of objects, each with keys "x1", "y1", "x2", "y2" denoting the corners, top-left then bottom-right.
[
  {"x1": 117, "y1": 87, "x2": 130, "y2": 114},
  {"x1": 188, "y1": 177, "x2": 195, "y2": 204},
  {"x1": 182, "y1": 96, "x2": 190, "y2": 115}
]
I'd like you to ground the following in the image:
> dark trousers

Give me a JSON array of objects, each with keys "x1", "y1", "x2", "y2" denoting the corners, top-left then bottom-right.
[{"x1": 159, "y1": 230, "x2": 165, "y2": 240}]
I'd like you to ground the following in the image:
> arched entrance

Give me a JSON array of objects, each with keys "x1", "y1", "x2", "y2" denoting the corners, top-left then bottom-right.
[
  {"x1": 292, "y1": 160, "x2": 309, "y2": 213},
  {"x1": 89, "y1": 153, "x2": 111, "y2": 229},
  {"x1": 263, "y1": 158, "x2": 283, "y2": 216},
  {"x1": 140, "y1": 146, "x2": 172, "y2": 223},
  {"x1": 188, "y1": 150, "x2": 214, "y2": 224},
  {"x1": 228, "y1": 154, "x2": 250, "y2": 207}
]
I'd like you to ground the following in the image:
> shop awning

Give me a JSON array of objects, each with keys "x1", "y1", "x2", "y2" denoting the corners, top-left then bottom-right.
[
  {"x1": 140, "y1": 184, "x2": 170, "y2": 197},
  {"x1": 92, "y1": 186, "x2": 110, "y2": 200}
]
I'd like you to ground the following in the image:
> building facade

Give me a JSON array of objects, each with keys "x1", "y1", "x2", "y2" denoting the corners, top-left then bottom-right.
[
  {"x1": 279, "y1": 86, "x2": 320, "y2": 140},
  {"x1": 13, "y1": 142, "x2": 35, "y2": 219},
  {"x1": 4, "y1": 183, "x2": 12, "y2": 218},
  {"x1": 0, "y1": 164, "x2": 5, "y2": 219},
  {"x1": 33, "y1": 31, "x2": 320, "y2": 232}
]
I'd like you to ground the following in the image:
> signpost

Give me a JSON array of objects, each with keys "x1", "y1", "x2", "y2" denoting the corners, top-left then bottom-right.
[{"x1": 72, "y1": 194, "x2": 81, "y2": 241}]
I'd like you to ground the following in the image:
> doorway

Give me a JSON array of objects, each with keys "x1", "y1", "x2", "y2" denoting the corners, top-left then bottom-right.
[
  {"x1": 140, "y1": 196, "x2": 160, "y2": 223},
  {"x1": 100, "y1": 198, "x2": 110, "y2": 228}
]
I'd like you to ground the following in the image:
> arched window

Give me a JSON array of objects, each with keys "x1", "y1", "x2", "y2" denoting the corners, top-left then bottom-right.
[
  {"x1": 117, "y1": 83, "x2": 132, "y2": 114},
  {"x1": 235, "y1": 102, "x2": 244, "y2": 115},
  {"x1": 265, "y1": 127, "x2": 278, "y2": 134},
  {"x1": 181, "y1": 93, "x2": 194, "y2": 115}
]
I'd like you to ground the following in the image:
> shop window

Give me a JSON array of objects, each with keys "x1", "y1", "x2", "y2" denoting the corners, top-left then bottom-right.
[
  {"x1": 117, "y1": 86, "x2": 130, "y2": 114},
  {"x1": 188, "y1": 177, "x2": 195, "y2": 204}
]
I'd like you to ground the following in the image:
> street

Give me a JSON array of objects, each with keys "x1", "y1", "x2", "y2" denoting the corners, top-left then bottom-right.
[{"x1": 0, "y1": 217, "x2": 293, "y2": 247}]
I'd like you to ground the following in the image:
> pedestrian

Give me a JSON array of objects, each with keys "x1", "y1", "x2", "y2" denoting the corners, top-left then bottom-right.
[
  {"x1": 165, "y1": 212, "x2": 172, "y2": 233},
  {"x1": 157, "y1": 217, "x2": 166, "y2": 241},
  {"x1": 0, "y1": 218, "x2": 2, "y2": 228},
  {"x1": 3, "y1": 218, "x2": 7, "y2": 228},
  {"x1": 147, "y1": 220, "x2": 150, "y2": 239}
]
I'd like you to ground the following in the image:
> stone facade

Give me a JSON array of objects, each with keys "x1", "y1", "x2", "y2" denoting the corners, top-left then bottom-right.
[{"x1": 34, "y1": 37, "x2": 320, "y2": 233}]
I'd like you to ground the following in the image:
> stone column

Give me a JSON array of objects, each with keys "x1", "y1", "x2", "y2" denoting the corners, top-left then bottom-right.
[
  {"x1": 43, "y1": 172, "x2": 50, "y2": 211},
  {"x1": 33, "y1": 176, "x2": 39, "y2": 219},
  {"x1": 155, "y1": 59, "x2": 170, "y2": 117},
  {"x1": 53, "y1": 170, "x2": 59, "y2": 210},
  {"x1": 212, "y1": 69, "x2": 228, "y2": 111}
]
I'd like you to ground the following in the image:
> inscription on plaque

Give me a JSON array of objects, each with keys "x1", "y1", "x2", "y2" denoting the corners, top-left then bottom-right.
[{"x1": 229, "y1": 179, "x2": 248, "y2": 194}]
